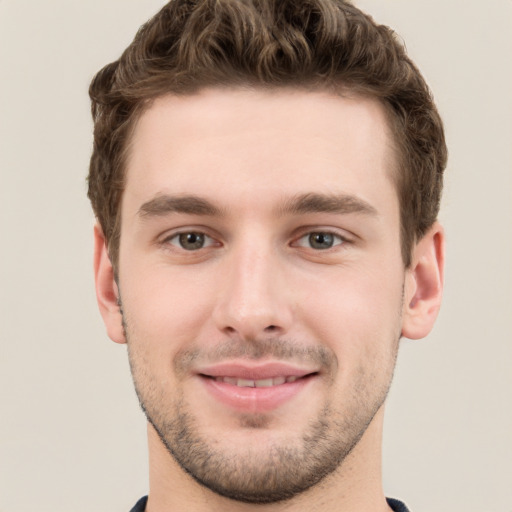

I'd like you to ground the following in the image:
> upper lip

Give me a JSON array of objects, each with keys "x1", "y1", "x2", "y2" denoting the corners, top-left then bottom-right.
[{"x1": 196, "y1": 361, "x2": 318, "y2": 380}]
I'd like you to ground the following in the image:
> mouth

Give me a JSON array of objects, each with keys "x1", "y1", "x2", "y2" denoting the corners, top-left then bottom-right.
[
  {"x1": 196, "y1": 362, "x2": 319, "y2": 412},
  {"x1": 208, "y1": 375, "x2": 304, "y2": 387}
]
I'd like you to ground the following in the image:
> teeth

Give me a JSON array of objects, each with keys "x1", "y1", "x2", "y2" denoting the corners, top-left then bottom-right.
[
  {"x1": 237, "y1": 378, "x2": 256, "y2": 387},
  {"x1": 214, "y1": 376, "x2": 301, "y2": 387},
  {"x1": 255, "y1": 378, "x2": 274, "y2": 387}
]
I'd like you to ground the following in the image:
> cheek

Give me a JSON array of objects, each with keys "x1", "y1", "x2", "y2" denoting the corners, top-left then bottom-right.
[
  {"x1": 119, "y1": 263, "x2": 219, "y2": 353},
  {"x1": 298, "y1": 263, "x2": 404, "y2": 358}
]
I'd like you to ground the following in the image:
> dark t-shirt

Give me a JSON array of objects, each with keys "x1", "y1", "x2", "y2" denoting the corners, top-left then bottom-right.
[{"x1": 130, "y1": 495, "x2": 410, "y2": 511}]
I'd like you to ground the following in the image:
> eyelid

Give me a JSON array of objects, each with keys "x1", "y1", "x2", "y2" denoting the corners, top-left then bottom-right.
[
  {"x1": 293, "y1": 231, "x2": 346, "y2": 249},
  {"x1": 156, "y1": 226, "x2": 352, "y2": 251},
  {"x1": 170, "y1": 232, "x2": 216, "y2": 248},
  {"x1": 291, "y1": 224, "x2": 354, "y2": 237},
  {"x1": 159, "y1": 228, "x2": 221, "y2": 249}
]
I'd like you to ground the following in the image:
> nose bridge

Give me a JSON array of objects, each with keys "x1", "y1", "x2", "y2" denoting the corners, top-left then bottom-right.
[{"x1": 213, "y1": 233, "x2": 292, "y2": 338}]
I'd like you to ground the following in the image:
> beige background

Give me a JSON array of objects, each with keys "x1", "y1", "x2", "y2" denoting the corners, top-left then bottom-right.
[{"x1": 0, "y1": 1, "x2": 511, "y2": 511}]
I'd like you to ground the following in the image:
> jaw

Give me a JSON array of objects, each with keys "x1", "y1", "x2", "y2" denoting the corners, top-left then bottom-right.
[{"x1": 145, "y1": 405, "x2": 388, "y2": 512}]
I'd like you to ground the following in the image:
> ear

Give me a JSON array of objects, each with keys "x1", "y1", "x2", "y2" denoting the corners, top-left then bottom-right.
[
  {"x1": 93, "y1": 224, "x2": 126, "y2": 344},
  {"x1": 401, "y1": 222, "x2": 445, "y2": 340}
]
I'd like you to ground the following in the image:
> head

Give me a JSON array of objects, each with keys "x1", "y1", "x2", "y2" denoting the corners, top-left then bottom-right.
[
  {"x1": 89, "y1": 0, "x2": 446, "y2": 506},
  {"x1": 88, "y1": 0, "x2": 446, "y2": 272}
]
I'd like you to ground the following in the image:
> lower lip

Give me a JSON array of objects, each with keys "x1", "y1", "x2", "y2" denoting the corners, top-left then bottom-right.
[{"x1": 200, "y1": 376, "x2": 314, "y2": 413}]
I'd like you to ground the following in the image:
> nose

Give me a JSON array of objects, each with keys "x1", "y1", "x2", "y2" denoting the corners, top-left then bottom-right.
[{"x1": 212, "y1": 241, "x2": 293, "y2": 341}]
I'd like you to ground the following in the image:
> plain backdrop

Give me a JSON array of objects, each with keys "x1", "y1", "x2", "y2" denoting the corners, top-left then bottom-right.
[{"x1": 0, "y1": 1, "x2": 511, "y2": 511}]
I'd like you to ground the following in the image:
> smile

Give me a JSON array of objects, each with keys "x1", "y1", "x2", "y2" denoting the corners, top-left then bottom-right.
[
  {"x1": 212, "y1": 375, "x2": 300, "y2": 387},
  {"x1": 196, "y1": 363, "x2": 319, "y2": 412}
]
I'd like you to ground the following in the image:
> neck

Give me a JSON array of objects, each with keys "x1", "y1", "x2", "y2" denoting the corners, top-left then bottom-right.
[{"x1": 145, "y1": 407, "x2": 391, "y2": 512}]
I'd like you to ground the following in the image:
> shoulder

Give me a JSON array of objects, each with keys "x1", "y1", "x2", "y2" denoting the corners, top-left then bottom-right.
[
  {"x1": 129, "y1": 496, "x2": 148, "y2": 512},
  {"x1": 130, "y1": 495, "x2": 409, "y2": 511},
  {"x1": 387, "y1": 497, "x2": 411, "y2": 512}
]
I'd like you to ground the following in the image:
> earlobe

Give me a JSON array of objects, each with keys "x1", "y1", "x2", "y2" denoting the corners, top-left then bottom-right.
[
  {"x1": 93, "y1": 224, "x2": 126, "y2": 344},
  {"x1": 401, "y1": 222, "x2": 445, "y2": 340}
]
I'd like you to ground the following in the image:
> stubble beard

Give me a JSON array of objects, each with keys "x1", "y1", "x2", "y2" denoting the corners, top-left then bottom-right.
[{"x1": 124, "y1": 328, "x2": 400, "y2": 504}]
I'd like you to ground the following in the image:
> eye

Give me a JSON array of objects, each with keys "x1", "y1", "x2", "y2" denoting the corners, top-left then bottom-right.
[
  {"x1": 295, "y1": 231, "x2": 345, "y2": 250},
  {"x1": 166, "y1": 232, "x2": 216, "y2": 251}
]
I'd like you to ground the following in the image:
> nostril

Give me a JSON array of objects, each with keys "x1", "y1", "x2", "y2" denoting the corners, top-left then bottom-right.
[{"x1": 264, "y1": 325, "x2": 278, "y2": 332}]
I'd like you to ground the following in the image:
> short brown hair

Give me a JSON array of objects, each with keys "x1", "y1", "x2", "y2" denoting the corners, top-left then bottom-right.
[{"x1": 88, "y1": 0, "x2": 447, "y2": 269}]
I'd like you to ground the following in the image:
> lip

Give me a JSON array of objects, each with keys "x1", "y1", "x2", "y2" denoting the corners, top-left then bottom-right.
[
  {"x1": 197, "y1": 361, "x2": 316, "y2": 380},
  {"x1": 196, "y1": 361, "x2": 318, "y2": 413}
]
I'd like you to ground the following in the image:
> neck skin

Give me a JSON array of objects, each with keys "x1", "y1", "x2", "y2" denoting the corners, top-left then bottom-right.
[{"x1": 145, "y1": 406, "x2": 392, "y2": 512}]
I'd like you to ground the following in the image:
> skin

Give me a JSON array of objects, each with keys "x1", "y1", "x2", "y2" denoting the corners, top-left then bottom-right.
[{"x1": 94, "y1": 88, "x2": 444, "y2": 512}]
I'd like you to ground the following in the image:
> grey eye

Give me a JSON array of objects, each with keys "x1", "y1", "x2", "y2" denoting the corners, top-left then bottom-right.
[
  {"x1": 165, "y1": 231, "x2": 217, "y2": 252},
  {"x1": 294, "y1": 231, "x2": 344, "y2": 250},
  {"x1": 177, "y1": 232, "x2": 206, "y2": 250},
  {"x1": 308, "y1": 232, "x2": 335, "y2": 250}
]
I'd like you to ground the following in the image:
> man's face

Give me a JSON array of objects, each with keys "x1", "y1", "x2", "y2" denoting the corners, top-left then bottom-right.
[{"x1": 113, "y1": 89, "x2": 408, "y2": 502}]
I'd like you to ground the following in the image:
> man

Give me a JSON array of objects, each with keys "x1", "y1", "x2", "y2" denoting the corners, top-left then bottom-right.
[{"x1": 88, "y1": 1, "x2": 446, "y2": 511}]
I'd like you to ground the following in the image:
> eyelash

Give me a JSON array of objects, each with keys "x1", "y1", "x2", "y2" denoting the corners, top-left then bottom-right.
[
  {"x1": 162, "y1": 231, "x2": 218, "y2": 251},
  {"x1": 292, "y1": 231, "x2": 347, "y2": 250},
  {"x1": 160, "y1": 229, "x2": 349, "y2": 252}
]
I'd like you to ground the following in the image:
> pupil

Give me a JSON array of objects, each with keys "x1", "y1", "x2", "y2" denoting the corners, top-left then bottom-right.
[
  {"x1": 310, "y1": 232, "x2": 333, "y2": 249},
  {"x1": 179, "y1": 232, "x2": 204, "y2": 250}
]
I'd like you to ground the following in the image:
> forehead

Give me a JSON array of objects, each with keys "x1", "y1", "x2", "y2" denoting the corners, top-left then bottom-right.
[{"x1": 123, "y1": 88, "x2": 398, "y2": 217}]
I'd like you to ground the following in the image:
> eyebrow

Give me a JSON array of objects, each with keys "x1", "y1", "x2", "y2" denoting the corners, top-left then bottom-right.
[
  {"x1": 137, "y1": 192, "x2": 378, "y2": 219},
  {"x1": 278, "y1": 192, "x2": 378, "y2": 217},
  {"x1": 138, "y1": 194, "x2": 222, "y2": 218}
]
